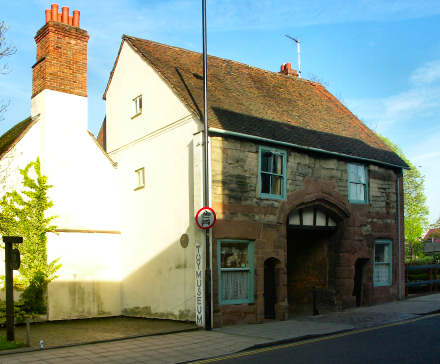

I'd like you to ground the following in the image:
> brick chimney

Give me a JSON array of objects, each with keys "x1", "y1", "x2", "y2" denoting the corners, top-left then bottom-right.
[
  {"x1": 280, "y1": 62, "x2": 298, "y2": 77},
  {"x1": 32, "y1": 4, "x2": 89, "y2": 98}
]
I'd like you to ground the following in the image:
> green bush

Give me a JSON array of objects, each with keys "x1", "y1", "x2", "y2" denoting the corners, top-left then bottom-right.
[
  {"x1": 20, "y1": 271, "x2": 47, "y2": 315},
  {"x1": 0, "y1": 300, "x2": 30, "y2": 326}
]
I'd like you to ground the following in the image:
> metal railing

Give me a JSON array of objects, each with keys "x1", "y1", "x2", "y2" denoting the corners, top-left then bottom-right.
[{"x1": 405, "y1": 264, "x2": 440, "y2": 296}]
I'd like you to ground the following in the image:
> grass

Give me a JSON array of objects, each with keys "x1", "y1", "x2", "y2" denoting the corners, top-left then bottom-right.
[{"x1": 0, "y1": 336, "x2": 24, "y2": 350}]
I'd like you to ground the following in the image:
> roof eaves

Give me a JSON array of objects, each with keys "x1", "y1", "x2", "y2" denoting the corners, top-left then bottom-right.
[
  {"x1": 87, "y1": 130, "x2": 117, "y2": 167},
  {"x1": 209, "y1": 127, "x2": 409, "y2": 170},
  {"x1": 102, "y1": 36, "x2": 126, "y2": 100},
  {"x1": 0, "y1": 115, "x2": 40, "y2": 161},
  {"x1": 122, "y1": 35, "x2": 202, "y2": 123}
]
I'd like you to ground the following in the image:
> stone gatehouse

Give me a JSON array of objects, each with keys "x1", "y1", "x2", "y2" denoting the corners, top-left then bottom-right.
[{"x1": 211, "y1": 135, "x2": 404, "y2": 326}]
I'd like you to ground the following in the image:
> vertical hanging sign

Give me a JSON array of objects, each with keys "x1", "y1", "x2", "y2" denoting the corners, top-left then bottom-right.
[{"x1": 195, "y1": 242, "x2": 204, "y2": 327}]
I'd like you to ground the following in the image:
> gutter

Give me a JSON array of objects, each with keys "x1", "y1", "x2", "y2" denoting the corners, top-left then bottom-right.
[
  {"x1": 397, "y1": 171, "x2": 403, "y2": 299},
  {"x1": 209, "y1": 128, "x2": 408, "y2": 170}
]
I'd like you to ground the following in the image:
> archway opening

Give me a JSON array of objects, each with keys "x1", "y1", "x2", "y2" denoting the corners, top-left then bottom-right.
[{"x1": 286, "y1": 205, "x2": 340, "y2": 316}]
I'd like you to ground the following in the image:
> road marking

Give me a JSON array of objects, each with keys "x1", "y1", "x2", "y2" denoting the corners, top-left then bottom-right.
[{"x1": 192, "y1": 313, "x2": 440, "y2": 363}]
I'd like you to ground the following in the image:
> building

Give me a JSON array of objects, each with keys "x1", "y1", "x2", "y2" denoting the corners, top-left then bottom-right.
[
  {"x1": 0, "y1": 4, "x2": 122, "y2": 320},
  {"x1": 0, "y1": 4, "x2": 408, "y2": 327},
  {"x1": 101, "y1": 34, "x2": 408, "y2": 326},
  {"x1": 423, "y1": 229, "x2": 440, "y2": 255}
]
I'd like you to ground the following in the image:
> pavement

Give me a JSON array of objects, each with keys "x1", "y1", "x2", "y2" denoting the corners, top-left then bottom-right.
[{"x1": 0, "y1": 293, "x2": 439, "y2": 364}]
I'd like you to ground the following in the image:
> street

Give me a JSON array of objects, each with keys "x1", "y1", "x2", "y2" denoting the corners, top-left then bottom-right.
[{"x1": 197, "y1": 314, "x2": 440, "y2": 364}]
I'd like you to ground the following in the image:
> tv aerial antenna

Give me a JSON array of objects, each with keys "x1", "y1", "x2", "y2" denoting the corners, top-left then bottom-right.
[{"x1": 285, "y1": 34, "x2": 301, "y2": 78}]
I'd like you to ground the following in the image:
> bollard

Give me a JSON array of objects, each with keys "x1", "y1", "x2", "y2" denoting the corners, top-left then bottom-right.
[
  {"x1": 312, "y1": 286, "x2": 319, "y2": 316},
  {"x1": 25, "y1": 319, "x2": 31, "y2": 347}
]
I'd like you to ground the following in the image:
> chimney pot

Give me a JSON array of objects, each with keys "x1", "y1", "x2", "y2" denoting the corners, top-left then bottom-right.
[
  {"x1": 45, "y1": 9, "x2": 51, "y2": 22},
  {"x1": 280, "y1": 62, "x2": 298, "y2": 77},
  {"x1": 73, "y1": 10, "x2": 80, "y2": 27},
  {"x1": 51, "y1": 4, "x2": 58, "y2": 22},
  {"x1": 62, "y1": 7, "x2": 69, "y2": 24}
]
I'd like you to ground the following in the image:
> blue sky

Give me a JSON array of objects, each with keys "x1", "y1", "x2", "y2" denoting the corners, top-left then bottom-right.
[{"x1": 1, "y1": 1, "x2": 440, "y2": 223}]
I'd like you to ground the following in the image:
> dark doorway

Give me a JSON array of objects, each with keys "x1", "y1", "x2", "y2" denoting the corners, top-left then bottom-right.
[
  {"x1": 286, "y1": 228, "x2": 336, "y2": 316},
  {"x1": 264, "y1": 258, "x2": 278, "y2": 319},
  {"x1": 353, "y1": 258, "x2": 369, "y2": 307}
]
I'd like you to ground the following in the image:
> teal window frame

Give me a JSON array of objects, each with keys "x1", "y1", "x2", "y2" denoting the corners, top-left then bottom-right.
[
  {"x1": 218, "y1": 239, "x2": 254, "y2": 305},
  {"x1": 373, "y1": 239, "x2": 393, "y2": 287},
  {"x1": 347, "y1": 163, "x2": 369, "y2": 204},
  {"x1": 258, "y1": 146, "x2": 287, "y2": 200}
]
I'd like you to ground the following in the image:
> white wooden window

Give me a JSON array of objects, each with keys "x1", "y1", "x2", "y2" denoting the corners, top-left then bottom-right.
[
  {"x1": 374, "y1": 240, "x2": 392, "y2": 286},
  {"x1": 348, "y1": 163, "x2": 368, "y2": 203},
  {"x1": 135, "y1": 167, "x2": 145, "y2": 190},
  {"x1": 132, "y1": 95, "x2": 142, "y2": 118}
]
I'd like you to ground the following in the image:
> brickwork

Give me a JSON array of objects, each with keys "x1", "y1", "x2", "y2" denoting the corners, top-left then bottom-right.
[
  {"x1": 211, "y1": 136, "x2": 404, "y2": 327},
  {"x1": 32, "y1": 21, "x2": 89, "y2": 98}
]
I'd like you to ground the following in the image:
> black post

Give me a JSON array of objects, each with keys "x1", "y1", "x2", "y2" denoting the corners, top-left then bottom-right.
[
  {"x1": 202, "y1": 0, "x2": 212, "y2": 330},
  {"x1": 5, "y1": 239, "x2": 14, "y2": 341}
]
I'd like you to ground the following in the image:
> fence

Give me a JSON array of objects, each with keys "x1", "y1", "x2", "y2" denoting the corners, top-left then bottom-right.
[{"x1": 405, "y1": 264, "x2": 440, "y2": 296}]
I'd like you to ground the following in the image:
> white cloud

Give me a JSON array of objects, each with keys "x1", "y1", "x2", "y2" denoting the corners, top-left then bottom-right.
[
  {"x1": 410, "y1": 60, "x2": 440, "y2": 85},
  {"x1": 346, "y1": 59, "x2": 440, "y2": 133}
]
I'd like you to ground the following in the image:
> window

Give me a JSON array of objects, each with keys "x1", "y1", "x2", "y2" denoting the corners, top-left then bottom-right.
[
  {"x1": 258, "y1": 146, "x2": 286, "y2": 200},
  {"x1": 347, "y1": 163, "x2": 368, "y2": 203},
  {"x1": 132, "y1": 95, "x2": 142, "y2": 118},
  {"x1": 135, "y1": 167, "x2": 145, "y2": 190},
  {"x1": 374, "y1": 240, "x2": 392, "y2": 286},
  {"x1": 218, "y1": 240, "x2": 254, "y2": 305}
]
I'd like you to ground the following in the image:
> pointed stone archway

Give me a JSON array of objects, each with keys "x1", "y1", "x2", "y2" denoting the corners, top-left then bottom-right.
[{"x1": 280, "y1": 191, "x2": 350, "y2": 317}]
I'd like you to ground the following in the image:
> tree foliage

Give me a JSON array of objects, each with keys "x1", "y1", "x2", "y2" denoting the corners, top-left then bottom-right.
[
  {"x1": 0, "y1": 158, "x2": 60, "y2": 286},
  {"x1": 379, "y1": 136, "x2": 429, "y2": 261}
]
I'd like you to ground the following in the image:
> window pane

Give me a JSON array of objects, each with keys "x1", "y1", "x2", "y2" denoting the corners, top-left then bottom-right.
[
  {"x1": 261, "y1": 173, "x2": 271, "y2": 194},
  {"x1": 348, "y1": 164, "x2": 365, "y2": 183},
  {"x1": 375, "y1": 244, "x2": 386, "y2": 263},
  {"x1": 221, "y1": 243, "x2": 249, "y2": 268},
  {"x1": 261, "y1": 152, "x2": 272, "y2": 172},
  {"x1": 271, "y1": 175, "x2": 282, "y2": 195},
  {"x1": 374, "y1": 264, "x2": 390, "y2": 284},
  {"x1": 273, "y1": 154, "x2": 283, "y2": 174},
  {"x1": 349, "y1": 183, "x2": 365, "y2": 201},
  {"x1": 221, "y1": 270, "x2": 249, "y2": 301}
]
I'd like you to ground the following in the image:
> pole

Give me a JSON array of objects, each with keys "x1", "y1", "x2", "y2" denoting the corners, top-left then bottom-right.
[
  {"x1": 202, "y1": 0, "x2": 212, "y2": 331},
  {"x1": 297, "y1": 40, "x2": 302, "y2": 78},
  {"x1": 5, "y1": 240, "x2": 14, "y2": 341}
]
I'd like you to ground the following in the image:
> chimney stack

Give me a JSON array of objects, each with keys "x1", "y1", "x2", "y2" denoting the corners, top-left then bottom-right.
[
  {"x1": 280, "y1": 62, "x2": 298, "y2": 77},
  {"x1": 32, "y1": 3, "x2": 89, "y2": 98}
]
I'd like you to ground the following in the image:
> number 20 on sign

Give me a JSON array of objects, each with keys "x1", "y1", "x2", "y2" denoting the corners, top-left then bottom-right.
[{"x1": 195, "y1": 207, "x2": 216, "y2": 230}]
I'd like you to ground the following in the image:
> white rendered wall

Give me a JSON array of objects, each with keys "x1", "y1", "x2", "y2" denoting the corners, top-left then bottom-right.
[
  {"x1": 31, "y1": 89, "x2": 120, "y2": 231},
  {"x1": 105, "y1": 41, "x2": 191, "y2": 153},
  {"x1": 46, "y1": 231, "x2": 122, "y2": 320},
  {"x1": 106, "y1": 42, "x2": 204, "y2": 320}
]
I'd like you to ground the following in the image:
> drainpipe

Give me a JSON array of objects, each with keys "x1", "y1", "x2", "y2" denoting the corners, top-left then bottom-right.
[{"x1": 397, "y1": 171, "x2": 403, "y2": 299}]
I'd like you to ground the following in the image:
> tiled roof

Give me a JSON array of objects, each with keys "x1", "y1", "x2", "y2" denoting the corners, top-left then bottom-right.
[
  {"x1": 423, "y1": 228, "x2": 440, "y2": 242},
  {"x1": 106, "y1": 35, "x2": 408, "y2": 169},
  {"x1": 0, "y1": 116, "x2": 35, "y2": 159}
]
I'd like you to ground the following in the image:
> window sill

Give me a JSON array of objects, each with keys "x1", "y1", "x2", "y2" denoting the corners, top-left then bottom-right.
[
  {"x1": 219, "y1": 300, "x2": 254, "y2": 306},
  {"x1": 373, "y1": 282, "x2": 392, "y2": 287},
  {"x1": 258, "y1": 193, "x2": 285, "y2": 201},
  {"x1": 349, "y1": 200, "x2": 369, "y2": 205},
  {"x1": 131, "y1": 112, "x2": 142, "y2": 120}
]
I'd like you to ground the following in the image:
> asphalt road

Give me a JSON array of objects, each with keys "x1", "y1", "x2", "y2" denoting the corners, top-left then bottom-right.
[{"x1": 199, "y1": 314, "x2": 440, "y2": 364}]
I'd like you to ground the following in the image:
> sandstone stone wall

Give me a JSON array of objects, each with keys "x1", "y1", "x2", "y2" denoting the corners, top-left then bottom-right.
[{"x1": 211, "y1": 135, "x2": 404, "y2": 327}]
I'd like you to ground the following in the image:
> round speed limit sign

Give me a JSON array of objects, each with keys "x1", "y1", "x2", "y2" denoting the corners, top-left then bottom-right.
[{"x1": 195, "y1": 207, "x2": 216, "y2": 230}]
